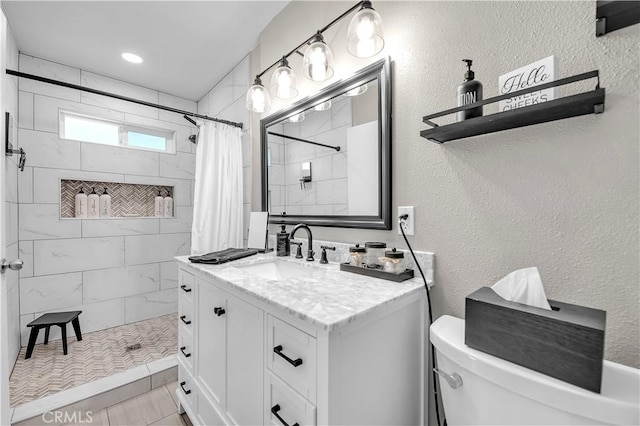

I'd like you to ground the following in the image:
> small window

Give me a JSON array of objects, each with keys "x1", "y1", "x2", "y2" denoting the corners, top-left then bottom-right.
[{"x1": 60, "y1": 111, "x2": 175, "y2": 153}]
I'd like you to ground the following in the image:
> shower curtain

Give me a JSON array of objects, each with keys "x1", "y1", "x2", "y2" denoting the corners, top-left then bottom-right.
[{"x1": 191, "y1": 122, "x2": 243, "y2": 255}]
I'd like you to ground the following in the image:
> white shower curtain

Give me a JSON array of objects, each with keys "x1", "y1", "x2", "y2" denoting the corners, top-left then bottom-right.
[{"x1": 191, "y1": 122, "x2": 243, "y2": 255}]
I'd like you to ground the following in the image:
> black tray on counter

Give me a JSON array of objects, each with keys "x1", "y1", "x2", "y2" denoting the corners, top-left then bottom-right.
[{"x1": 340, "y1": 263, "x2": 414, "y2": 282}]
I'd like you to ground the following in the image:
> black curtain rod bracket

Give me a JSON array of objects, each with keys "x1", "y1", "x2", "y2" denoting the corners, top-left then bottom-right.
[{"x1": 6, "y1": 69, "x2": 243, "y2": 130}]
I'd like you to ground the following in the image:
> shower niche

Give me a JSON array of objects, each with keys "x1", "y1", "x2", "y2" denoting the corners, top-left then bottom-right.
[{"x1": 60, "y1": 179, "x2": 175, "y2": 219}]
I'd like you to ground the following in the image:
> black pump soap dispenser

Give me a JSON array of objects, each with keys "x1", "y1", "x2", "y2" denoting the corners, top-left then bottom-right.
[
  {"x1": 276, "y1": 224, "x2": 290, "y2": 257},
  {"x1": 457, "y1": 59, "x2": 483, "y2": 122}
]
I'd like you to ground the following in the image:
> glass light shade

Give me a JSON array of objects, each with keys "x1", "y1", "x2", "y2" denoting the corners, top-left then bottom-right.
[
  {"x1": 303, "y1": 39, "x2": 334, "y2": 81},
  {"x1": 347, "y1": 5, "x2": 385, "y2": 58},
  {"x1": 245, "y1": 82, "x2": 271, "y2": 113},
  {"x1": 271, "y1": 63, "x2": 299, "y2": 99},
  {"x1": 344, "y1": 83, "x2": 368, "y2": 97},
  {"x1": 314, "y1": 100, "x2": 332, "y2": 111},
  {"x1": 289, "y1": 111, "x2": 305, "y2": 123}
]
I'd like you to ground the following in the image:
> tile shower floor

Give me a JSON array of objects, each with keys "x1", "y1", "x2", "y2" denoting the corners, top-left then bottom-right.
[{"x1": 10, "y1": 313, "x2": 178, "y2": 406}]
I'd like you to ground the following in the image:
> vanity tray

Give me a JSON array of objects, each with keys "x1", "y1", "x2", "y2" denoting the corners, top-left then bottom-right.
[{"x1": 339, "y1": 263, "x2": 414, "y2": 282}]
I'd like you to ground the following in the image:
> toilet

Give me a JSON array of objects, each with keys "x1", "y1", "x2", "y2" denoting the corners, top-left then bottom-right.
[{"x1": 430, "y1": 315, "x2": 640, "y2": 425}]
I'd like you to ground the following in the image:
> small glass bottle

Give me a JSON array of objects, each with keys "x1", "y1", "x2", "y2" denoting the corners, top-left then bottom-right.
[
  {"x1": 380, "y1": 248, "x2": 407, "y2": 274},
  {"x1": 364, "y1": 242, "x2": 387, "y2": 268},
  {"x1": 348, "y1": 244, "x2": 367, "y2": 267}
]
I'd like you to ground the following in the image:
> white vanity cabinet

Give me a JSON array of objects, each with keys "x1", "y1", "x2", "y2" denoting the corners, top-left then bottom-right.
[{"x1": 176, "y1": 258, "x2": 428, "y2": 426}]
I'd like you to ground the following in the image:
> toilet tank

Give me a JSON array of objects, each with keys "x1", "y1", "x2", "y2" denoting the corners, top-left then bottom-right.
[{"x1": 430, "y1": 315, "x2": 639, "y2": 426}]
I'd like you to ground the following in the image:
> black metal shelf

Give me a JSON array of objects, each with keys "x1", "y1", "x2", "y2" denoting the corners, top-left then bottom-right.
[{"x1": 420, "y1": 70, "x2": 605, "y2": 144}]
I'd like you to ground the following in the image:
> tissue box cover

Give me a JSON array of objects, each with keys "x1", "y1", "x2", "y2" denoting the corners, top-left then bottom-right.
[{"x1": 465, "y1": 287, "x2": 606, "y2": 393}]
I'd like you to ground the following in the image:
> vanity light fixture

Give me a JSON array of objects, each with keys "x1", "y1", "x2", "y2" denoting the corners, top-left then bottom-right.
[
  {"x1": 122, "y1": 52, "x2": 143, "y2": 64},
  {"x1": 289, "y1": 111, "x2": 305, "y2": 123},
  {"x1": 314, "y1": 100, "x2": 332, "y2": 111},
  {"x1": 246, "y1": 0, "x2": 384, "y2": 113},
  {"x1": 303, "y1": 32, "x2": 334, "y2": 82},
  {"x1": 271, "y1": 57, "x2": 299, "y2": 100},
  {"x1": 245, "y1": 76, "x2": 271, "y2": 114},
  {"x1": 344, "y1": 83, "x2": 368, "y2": 96},
  {"x1": 347, "y1": 1, "x2": 385, "y2": 58}
]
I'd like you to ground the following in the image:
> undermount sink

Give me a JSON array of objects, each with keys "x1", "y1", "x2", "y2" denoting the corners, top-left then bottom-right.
[{"x1": 236, "y1": 259, "x2": 316, "y2": 281}]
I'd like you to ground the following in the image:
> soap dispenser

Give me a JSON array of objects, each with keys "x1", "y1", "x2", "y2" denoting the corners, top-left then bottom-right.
[
  {"x1": 276, "y1": 224, "x2": 290, "y2": 257},
  {"x1": 99, "y1": 187, "x2": 112, "y2": 218},
  {"x1": 87, "y1": 187, "x2": 99, "y2": 219},
  {"x1": 457, "y1": 59, "x2": 483, "y2": 122},
  {"x1": 154, "y1": 189, "x2": 164, "y2": 217},
  {"x1": 75, "y1": 187, "x2": 88, "y2": 218},
  {"x1": 163, "y1": 190, "x2": 174, "y2": 218}
]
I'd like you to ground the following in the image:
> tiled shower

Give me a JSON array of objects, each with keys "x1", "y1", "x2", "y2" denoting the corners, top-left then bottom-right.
[{"x1": 4, "y1": 49, "x2": 252, "y2": 407}]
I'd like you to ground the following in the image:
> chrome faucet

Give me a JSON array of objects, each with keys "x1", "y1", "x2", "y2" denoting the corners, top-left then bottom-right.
[{"x1": 289, "y1": 224, "x2": 314, "y2": 261}]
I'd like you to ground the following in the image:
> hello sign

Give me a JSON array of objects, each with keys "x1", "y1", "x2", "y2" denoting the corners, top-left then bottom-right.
[{"x1": 498, "y1": 56, "x2": 557, "y2": 112}]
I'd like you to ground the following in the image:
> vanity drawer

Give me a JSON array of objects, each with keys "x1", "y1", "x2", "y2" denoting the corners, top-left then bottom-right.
[
  {"x1": 179, "y1": 269, "x2": 195, "y2": 304},
  {"x1": 267, "y1": 315, "x2": 317, "y2": 403},
  {"x1": 266, "y1": 372, "x2": 316, "y2": 426},
  {"x1": 177, "y1": 364, "x2": 197, "y2": 416},
  {"x1": 179, "y1": 297, "x2": 194, "y2": 330},
  {"x1": 179, "y1": 328, "x2": 194, "y2": 372}
]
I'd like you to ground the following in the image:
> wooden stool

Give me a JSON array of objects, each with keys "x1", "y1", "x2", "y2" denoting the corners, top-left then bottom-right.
[{"x1": 25, "y1": 311, "x2": 82, "y2": 359}]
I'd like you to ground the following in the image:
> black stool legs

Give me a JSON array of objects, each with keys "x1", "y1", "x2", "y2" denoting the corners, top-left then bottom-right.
[{"x1": 25, "y1": 327, "x2": 40, "y2": 359}]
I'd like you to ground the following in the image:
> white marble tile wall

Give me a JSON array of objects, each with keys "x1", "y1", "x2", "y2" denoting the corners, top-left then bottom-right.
[
  {"x1": 197, "y1": 54, "x2": 252, "y2": 246},
  {"x1": 16, "y1": 54, "x2": 197, "y2": 345}
]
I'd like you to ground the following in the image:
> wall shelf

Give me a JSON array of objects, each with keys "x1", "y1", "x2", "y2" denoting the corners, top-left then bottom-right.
[{"x1": 420, "y1": 70, "x2": 605, "y2": 144}]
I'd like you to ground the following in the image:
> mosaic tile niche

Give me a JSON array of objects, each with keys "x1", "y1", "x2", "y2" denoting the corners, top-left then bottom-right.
[{"x1": 61, "y1": 180, "x2": 174, "y2": 218}]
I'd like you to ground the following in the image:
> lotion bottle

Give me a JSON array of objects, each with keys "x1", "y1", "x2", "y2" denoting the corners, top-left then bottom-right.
[
  {"x1": 457, "y1": 59, "x2": 483, "y2": 122},
  {"x1": 87, "y1": 187, "x2": 100, "y2": 219},
  {"x1": 155, "y1": 189, "x2": 164, "y2": 217},
  {"x1": 75, "y1": 188, "x2": 88, "y2": 218},
  {"x1": 163, "y1": 191, "x2": 174, "y2": 218},
  {"x1": 99, "y1": 187, "x2": 112, "y2": 218},
  {"x1": 276, "y1": 225, "x2": 290, "y2": 256}
]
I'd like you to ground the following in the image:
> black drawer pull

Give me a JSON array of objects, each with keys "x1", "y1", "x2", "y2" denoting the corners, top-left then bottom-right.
[
  {"x1": 180, "y1": 346, "x2": 192, "y2": 358},
  {"x1": 274, "y1": 345, "x2": 303, "y2": 367},
  {"x1": 180, "y1": 285, "x2": 192, "y2": 293},
  {"x1": 214, "y1": 307, "x2": 226, "y2": 316},
  {"x1": 180, "y1": 381, "x2": 191, "y2": 395},
  {"x1": 271, "y1": 404, "x2": 299, "y2": 426},
  {"x1": 180, "y1": 315, "x2": 191, "y2": 325}
]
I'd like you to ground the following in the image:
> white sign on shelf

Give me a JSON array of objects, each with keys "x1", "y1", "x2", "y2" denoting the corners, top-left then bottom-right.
[{"x1": 498, "y1": 56, "x2": 557, "y2": 112}]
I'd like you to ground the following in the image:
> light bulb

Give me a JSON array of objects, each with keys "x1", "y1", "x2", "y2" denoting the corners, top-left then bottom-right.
[
  {"x1": 271, "y1": 59, "x2": 299, "y2": 99},
  {"x1": 347, "y1": 2, "x2": 385, "y2": 58},
  {"x1": 314, "y1": 100, "x2": 332, "y2": 111},
  {"x1": 246, "y1": 79, "x2": 271, "y2": 113},
  {"x1": 289, "y1": 112, "x2": 305, "y2": 123},
  {"x1": 310, "y1": 47, "x2": 327, "y2": 81}
]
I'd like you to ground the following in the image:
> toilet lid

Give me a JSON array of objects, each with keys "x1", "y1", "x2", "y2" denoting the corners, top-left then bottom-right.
[{"x1": 430, "y1": 315, "x2": 640, "y2": 426}]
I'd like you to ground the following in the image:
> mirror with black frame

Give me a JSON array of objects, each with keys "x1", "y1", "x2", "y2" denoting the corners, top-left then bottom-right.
[{"x1": 260, "y1": 57, "x2": 391, "y2": 229}]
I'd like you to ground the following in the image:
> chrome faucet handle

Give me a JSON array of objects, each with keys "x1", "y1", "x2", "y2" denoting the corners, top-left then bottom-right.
[
  {"x1": 319, "y1": 246, "x2": 336, "y2": 264},
  {"x1": 290, "y1": 241, "x2": 303, "y2": 259}
]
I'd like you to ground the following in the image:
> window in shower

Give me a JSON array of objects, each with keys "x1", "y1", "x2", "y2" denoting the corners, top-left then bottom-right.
[{"x1": 59, "y1": 111, "x2": 176, "y2": 153}]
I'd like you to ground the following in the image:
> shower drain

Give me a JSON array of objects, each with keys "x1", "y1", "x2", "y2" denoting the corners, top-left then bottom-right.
[{"x1": 126, "y1": 343, "x2": 142, "y2": 351}]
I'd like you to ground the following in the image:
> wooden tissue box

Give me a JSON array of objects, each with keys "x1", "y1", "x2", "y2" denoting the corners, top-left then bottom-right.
[{"x1": 465, "y1": 287, "x2": 606, "y2": 393}]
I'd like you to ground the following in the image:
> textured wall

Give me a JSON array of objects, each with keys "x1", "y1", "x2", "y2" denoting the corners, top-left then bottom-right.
[
  {"x1": 254, "y1": 1, "x2": 639, "y2": 369},
  {"x1": 16, "y1": 54, "x2": 197, "y2": 345}
]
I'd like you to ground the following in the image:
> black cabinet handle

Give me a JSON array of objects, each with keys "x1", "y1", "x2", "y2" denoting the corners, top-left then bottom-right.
[
  {"x1": 214, "y1": 307, "x2": 226, "y2": 316},
  {"x1": 271, "y1": 404, "x2": 299, "y2": 426},
  {"x1": 180, "y1": 285, "x2": 192, "y2": 293},
  {"x1": 180, "y1": 315, "x2": 191, "y2": 325},
  {"x1": 274, "y1": 345, "x2": 303, "y2": 367},
  {"x1": 180, "y1": 346, "x2": 191, "y2": 358},
  {"x1": 180, "y1": 381, "x2": 191, "y2": 395}
]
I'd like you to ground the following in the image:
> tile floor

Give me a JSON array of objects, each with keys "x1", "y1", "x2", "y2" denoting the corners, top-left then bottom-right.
[
  {"x1": 23, "y1": 381, "x2": 192, "y2": 426},
  {"x1": 11, "y1": 314, "x2": 178, "y2": 406}
]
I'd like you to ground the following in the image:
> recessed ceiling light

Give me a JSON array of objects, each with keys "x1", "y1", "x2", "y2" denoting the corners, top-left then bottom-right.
[{"x1": 122, "y1": 52, "x2": 143, "y2": 64}]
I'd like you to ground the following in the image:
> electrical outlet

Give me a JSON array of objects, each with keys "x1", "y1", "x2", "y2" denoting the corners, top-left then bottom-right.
[{"x1": 398, "y1": 206, "x2": 415, "y2": 236}]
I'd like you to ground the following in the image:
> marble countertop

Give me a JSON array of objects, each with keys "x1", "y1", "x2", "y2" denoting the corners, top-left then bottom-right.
[{"x1": 176, "y1": 252, "x2": 432, "y2": 332}]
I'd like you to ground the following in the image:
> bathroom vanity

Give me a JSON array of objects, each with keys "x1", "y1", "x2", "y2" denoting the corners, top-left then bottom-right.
[{"x1": 175, "y1": 253, "x2": 429, "y2": 426}]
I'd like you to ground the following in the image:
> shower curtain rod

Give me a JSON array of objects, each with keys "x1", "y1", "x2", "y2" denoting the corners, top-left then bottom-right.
[
  {"x1": 268, "y1": 131, "x2": 341, "y2": 152},
  {"x1": 5, "y1": 69, "x2": 244, "y2": 129}
]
